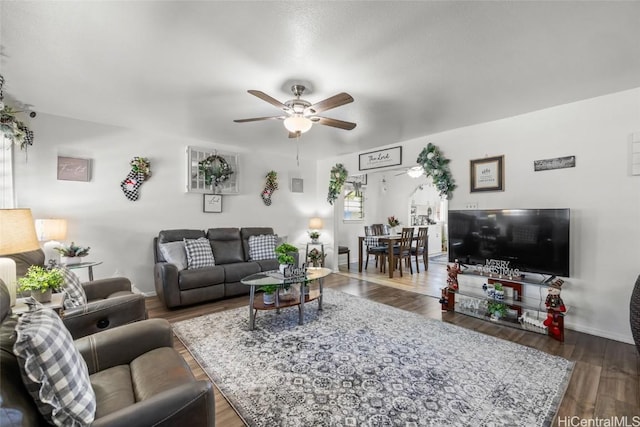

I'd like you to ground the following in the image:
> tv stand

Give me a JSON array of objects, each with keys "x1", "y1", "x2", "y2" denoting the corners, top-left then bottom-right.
[{"x1": 440, "y1": 268, "x2": 567, "y2": 342}]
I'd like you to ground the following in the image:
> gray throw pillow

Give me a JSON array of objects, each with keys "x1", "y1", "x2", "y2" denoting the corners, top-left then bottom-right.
[
  {"x1": 159, "y1": 241, "x2": 188, "y2": 270},
  {"x1": 60, "y1": 266, "x2": 87, "y2": 309},
  {"x1": 14, "y1": 308, "x2": 96, "y2": 426},
  {"x1": 248, "y1": 234, "x2": 278, "y2": 261}
]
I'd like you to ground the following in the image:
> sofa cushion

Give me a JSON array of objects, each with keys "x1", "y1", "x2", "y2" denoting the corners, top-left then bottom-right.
[
  {"x1": 207, "y1": 228, "x2": 244, "y2": 264},
  {"x1": 222, "y1": 262, "x2": 261, "y2": 284},
  {"x1": 130, "y1": 347, "x2": 195, "y2": 401},
  {"x1": 248, "y1": 234, "x2": 278, "y2": 261},
  {"x1": 184, "y1": 238, "x2": 216, "y2": 269},
  {"x1": 90, "y1": 365, "x2": 135, "y2": 418},
  {"x1": 159, "y1": 241, "x2": 188, "y2": 271},
  {"x1": 13, "y1": 308, "x2": 96, "y2": 426},
  {"x1": 241, "y1": 227, "x2": 275, "y2": 261},
  {"x1": 158, "y1": 229, "x2": 205, "y2": 244},
  {"x1": 60, "y1": 267, "x2": 87, "y2": 309},
  {"x1": 179, "y1": 266, "x2": 225, "y2": 291}
]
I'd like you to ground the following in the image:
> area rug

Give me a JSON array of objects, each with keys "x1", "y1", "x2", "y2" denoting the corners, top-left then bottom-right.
[{"x1": 172, "y1": 289, "x2": 573, "y2": 427}]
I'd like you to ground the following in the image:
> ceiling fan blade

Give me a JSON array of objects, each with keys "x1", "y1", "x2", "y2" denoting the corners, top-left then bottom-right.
[
  {"x1": 306, "y1": 92, "x2": 353, "y2": 114},
  {"x1": 247, "y1": 90, "x2": 288, "y2": 110},
  {"x1": 233, "y1": 116, "x2": 285, "y2": 123},
  {"x1": 311, "y1": 116, "x2": 357, "y2": 130}
]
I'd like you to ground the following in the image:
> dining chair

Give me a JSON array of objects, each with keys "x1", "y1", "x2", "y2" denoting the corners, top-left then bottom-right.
[
  {"x1": 411, "y1": 227, "x2": 429, "y2": 273},
  {"x1": 387, "y1": 227, "x2": 414, "y2": 277},
  {"x1": 364, "y1": 225, "x2": 387, "y2": 270},
  {"x1": 371, "y1": 223, "x2": 385, "y2": 236}
]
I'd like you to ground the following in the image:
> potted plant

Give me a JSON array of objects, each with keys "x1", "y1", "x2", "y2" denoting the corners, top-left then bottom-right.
[
  {"x1": 308, "y1": 230, "x2": 320, "y2": 243},
  {"x1": 487, "y1": 301, "x2": 507, "y2": 321},
  {"x1": 307, "y1": 248, "x2": 325, "y2": 267},
  {"x1": 258, "y1": 284, "x2": 279, "y2": 305},
  {"x1": 55, "y1": 242, "x2": 90, "y2": 265},
  {"x1": 388, "y1": 216, "x2": 400, "y2": 233},
  {"x1": 17, "y1": 265, "x2": 64, "y2": 303},
  {"x1": 275, "y1": 242, "x2": 298, "y2": 273}
]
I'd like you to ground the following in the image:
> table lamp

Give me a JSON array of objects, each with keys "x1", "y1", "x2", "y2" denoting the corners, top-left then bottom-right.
[
  {"x1": 35, "y1": 218, "x2": 67, "y2": 265},
  {"x1": 309, "y1": 217, "x2": 323, "y2": 243},
  {"x1": 0, "y1": 209, "x2": 41, "y2": 306}
]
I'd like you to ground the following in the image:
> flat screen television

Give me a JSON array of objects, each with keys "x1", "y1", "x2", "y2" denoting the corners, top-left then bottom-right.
[{"x1": 448, "y1": 208, "x2": 570, "y2": 277}]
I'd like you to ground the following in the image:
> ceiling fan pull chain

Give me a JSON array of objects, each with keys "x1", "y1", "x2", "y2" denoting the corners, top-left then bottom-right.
[{"x1": 296, "y1": 135, "x2": 300, "y2": 167}]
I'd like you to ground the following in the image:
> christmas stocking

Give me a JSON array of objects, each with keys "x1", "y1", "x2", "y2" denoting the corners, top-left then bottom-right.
[
  {"x1": 261, "y1": 171, "x2": 278, "y2": 206},
  {"x1": 121, "y1": 157, "x2": 151, "y2": 201},
  {"x1": 121, "y1": 171, "x2": 145, "y2": 201}
]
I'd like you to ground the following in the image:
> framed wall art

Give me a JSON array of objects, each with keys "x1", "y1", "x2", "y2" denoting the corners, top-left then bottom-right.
[
  {"x1": 291, "y1": 178, "x2": 304, "y2": 193},
  {"x1": 346, "y1": 174, "x2": 367, "y2": 185},
  {"x1": 359, "y1": 146, "x2": 402, "y2": 171},
  {"x1": 470, "y1": 155, "x2": 504, "y2": 192},
  {"x1": 203, "y1": 194, "x2": 222, "y2": 213},
  {"x1": 534, "y1": 155, "x2": 576, "y2": 171},
  {"x1": 57, "y1": 156, "x2": 91, "y2": 182}
]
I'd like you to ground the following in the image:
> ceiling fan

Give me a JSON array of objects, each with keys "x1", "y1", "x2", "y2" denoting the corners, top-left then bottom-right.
[{"x1": 234, "y1": 85, "x2": 356, "y2": 138}]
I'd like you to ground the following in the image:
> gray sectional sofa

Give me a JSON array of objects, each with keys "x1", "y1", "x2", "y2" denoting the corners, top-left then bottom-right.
[{"x1": 153, "y1": 227, "x2": 284, "y2": 308}]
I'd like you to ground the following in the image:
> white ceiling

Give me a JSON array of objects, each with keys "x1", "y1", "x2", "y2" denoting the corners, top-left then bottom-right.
[{"x1": 2, "y1": 1, "x2": 640, "y2": 159}]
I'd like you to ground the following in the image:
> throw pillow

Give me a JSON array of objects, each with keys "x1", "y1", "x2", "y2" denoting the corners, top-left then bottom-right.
[
  {"x1": 159, "y1": 241, "x2": 188, "y2": 271},
  {"x1": 248, "y1": 234, "x2": 278, "y2": 261},
  {"x1": 14, "y1": 308, "x2": 96, "y2": 426},
  {"x1": 184, "y1": 237, "x2": 216, "y2": 269},
  {"x1": 60, "y1": 266, "x2": 88, "y2": 309}
]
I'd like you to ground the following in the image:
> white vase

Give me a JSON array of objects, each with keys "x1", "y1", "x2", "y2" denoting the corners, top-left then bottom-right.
[
  {"x1": 263, "y1": 292, "x2": 275, "y2": 305},
  {"x1": 61, "y1": 256, "x2": 83, "y2": 266},
  {"x1": 31, "y1": 288, "x2": 52, "y2": 303}
]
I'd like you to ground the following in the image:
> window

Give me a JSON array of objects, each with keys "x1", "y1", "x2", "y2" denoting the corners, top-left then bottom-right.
[
  {"x1": 0, "y1": 138, "x2": 14, "y2": 208},
  {"x1": 343, "y1": 186, "x2": 364, "y2": 221}
]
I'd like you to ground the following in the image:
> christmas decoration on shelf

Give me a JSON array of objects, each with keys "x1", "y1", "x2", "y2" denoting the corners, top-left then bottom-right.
[
  {"x1": 327, "y1": 163, "x2": 348, "y2": 205},
  {"x1": 261, "y1": 170, "x2": 279, "y2": 206},
  {"x1": 416, "y1": 142, "x2": 456, "y2": 199},
  {"x1": 121, "y1": 157, "x2": 151, "y2": 201},
  {"x1": 0, "y1": 74, "x2": 35, "y2": 151},
  {"x1": 543, "y1": 278, "x2": 566, "y2": 340},
  {"x1": 198, "y1": 154, "x2": 233, "y2": 189}
]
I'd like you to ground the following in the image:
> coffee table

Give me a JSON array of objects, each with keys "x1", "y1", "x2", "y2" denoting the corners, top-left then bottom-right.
[{"x1": 241, "y1": 267, "x2": 331, "y2": 330}]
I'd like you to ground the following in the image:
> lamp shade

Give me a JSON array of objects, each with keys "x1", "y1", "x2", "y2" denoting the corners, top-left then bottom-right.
[
  {"x1": 309, "y1": 217, "x2": 323, "y2": 230},
  {"x1": 0, "y1": 209, "x2": 40, "y2": 255},
  {"x1": 284, "y1": 115, "x2": 313, "y2": 134},
  {"x1": 35, "y1": 219, "x2": 67, "y2": 241}
]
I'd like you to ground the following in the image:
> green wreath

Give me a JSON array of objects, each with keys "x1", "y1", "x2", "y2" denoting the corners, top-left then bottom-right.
[
  {"x1": 416, "y1": 143, "x2": 456, "y2": 199},
  {"x1": 198, "y1": 154, "x2": 234, "y2": 187},
  {"x1": 327, "y1": 163, "x2": 348, "y2": 205}
]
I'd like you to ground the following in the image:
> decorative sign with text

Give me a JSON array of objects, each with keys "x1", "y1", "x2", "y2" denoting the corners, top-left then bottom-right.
[
  {"x1": 359, "y1": 146, "x2": 402, "y2": 171},
  {"x1": 474, "y1": 259, "x2": 521, "y2": 278}
]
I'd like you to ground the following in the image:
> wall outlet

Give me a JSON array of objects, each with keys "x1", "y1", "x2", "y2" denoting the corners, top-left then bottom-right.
[{"x1": 465, "y1": 202, "x2": 478, "y2": 209}]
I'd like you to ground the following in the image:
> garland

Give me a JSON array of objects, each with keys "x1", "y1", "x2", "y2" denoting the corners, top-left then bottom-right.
[
  {"x1": 416, "y1": 143, "x2": 456, "y2": 199},
  {"x1": 0, "y1": 75, "x2": 34, "y2": 150},
  {"x1": 327, "y1": 163, "x2": 348, "y2": 205},
  {"x1": 130, "y1": 157, "x2": 151, "y2": 179},
  {"x1": 198, "y1": 154, "x2": 234, "y2": 187}
]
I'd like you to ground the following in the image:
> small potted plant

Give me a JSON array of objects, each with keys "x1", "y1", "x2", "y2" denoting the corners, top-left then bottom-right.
[
  {"x1": 388, "y1": 216, "x2": 400, "y2": 233},
  {"x1": 307, "y1": 248, "x2": 325, "y2": 267},
  {"x1": 487, "y1": 301, "x2": 507, "y2": 321},
  {"x1": 308, "y1": 230, "x2": 320, "y2": 244},
  {"x1": 275, "y1": 242, "x2": 298, "y2": 272},
  {"x1": 17, "y1": 265, "x2": 64, "y2": 303},
  {"x1": 55, "y1": 242, "x2": 90, "y2": 265},
  {"x1": 258, "y1": 284, "x2": 279, "y2": 305}
]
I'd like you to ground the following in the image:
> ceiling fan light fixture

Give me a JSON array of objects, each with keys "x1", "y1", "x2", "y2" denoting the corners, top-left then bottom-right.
[
  {"x1": 284, "y1": 115, "x2": 312, "y2": 133},
  {"x1": 407, "y1": 166, "x2": 424, "y2": 178}
]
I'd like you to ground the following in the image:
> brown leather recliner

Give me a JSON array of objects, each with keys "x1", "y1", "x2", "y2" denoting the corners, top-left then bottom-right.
[
  {"x1": 0, "y1": 280, "x2": 215, "y2": 427},
  {"x1": 6, "y1": 249, "x2": 147, "y2": 339},
  {"x1": 61, "y1": 276, "x2": 148, "y2": 339}
]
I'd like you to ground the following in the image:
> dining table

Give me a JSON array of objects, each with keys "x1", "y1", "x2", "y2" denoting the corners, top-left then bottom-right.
[{"x1": 358, "y1": 234, "x2": 419, "y2": 278}]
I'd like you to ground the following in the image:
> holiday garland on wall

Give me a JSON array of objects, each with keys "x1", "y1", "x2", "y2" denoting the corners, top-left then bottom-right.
[
  {"x1": 416, "y1": 143, "x2": 456, "y2": 199},
  {"x1": 261, "y1": 171, "x2": 278, "y2": 206},
  {"x1": 327, "y1": 163, "x2": 348, "y2": 205},
  {"x1": 0, "y1": 74, "x2": 35, "y2": 150},
  {"x1": 198, "y1": 154, "x2": 234, "y2": 187}
]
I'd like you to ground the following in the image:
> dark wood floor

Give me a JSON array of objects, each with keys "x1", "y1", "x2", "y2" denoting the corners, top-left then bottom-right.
[{"x1": 146, "y1": 262, "x2": 640, "y2": 426}]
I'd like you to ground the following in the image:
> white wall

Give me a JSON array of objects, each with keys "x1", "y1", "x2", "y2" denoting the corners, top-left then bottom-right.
[
  {"x1": 15, "y1": 113, "x2": 323, "y2": 293},
  {"x1": 322, "y1": 87, "x2": 640, "y2": 344}
]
